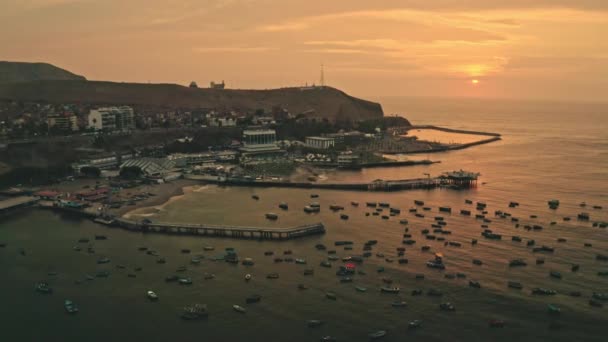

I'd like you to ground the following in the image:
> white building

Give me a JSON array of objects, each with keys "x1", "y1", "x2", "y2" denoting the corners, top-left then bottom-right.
[
  {"x1": 306, "y1": 136, "x2": 335, "y2": 149},
  {"x1": 240, "y1": 129, "x2": 284, "y2": 158},
  {"x1": 88, "y1": 106, "x2": 135, "y2": 131}
]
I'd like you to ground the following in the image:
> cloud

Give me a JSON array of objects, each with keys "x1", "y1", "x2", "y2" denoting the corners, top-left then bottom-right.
[{"x1": 193, "y1": 46, "x2": 277, "y2": 53}]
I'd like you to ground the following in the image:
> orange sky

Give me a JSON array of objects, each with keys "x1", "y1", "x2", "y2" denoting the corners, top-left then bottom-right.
[{"x1": 2, "y1": 0, "x2": 607, "y2": 101}]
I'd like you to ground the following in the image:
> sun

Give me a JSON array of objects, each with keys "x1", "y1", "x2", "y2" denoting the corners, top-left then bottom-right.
[{"x1": 471, "y1": 79, "x2": 479, "y2": 85}]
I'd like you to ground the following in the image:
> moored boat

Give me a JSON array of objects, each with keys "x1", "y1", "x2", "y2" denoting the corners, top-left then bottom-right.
[
  {"x1": 233, "y1": 304, "x2": 246, "y2": 313},
  {"x1": 64, "y1": 300, "x2": 79, "y2": 314},
  {"x1": 368, "y1": 330, "x2": 387, "y2": 339},
  {"x1": 380, "y1": 286, "x2": 400, "y2": 294},
  {"x1": 147, "y1": 290, "x2": 159, "y2": 301}
]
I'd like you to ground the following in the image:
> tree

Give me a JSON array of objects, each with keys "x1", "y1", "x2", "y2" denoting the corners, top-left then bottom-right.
[
  {"x1": 80, "y1": 166, "x2": 101, "y2": 178},
  {"x1": 119, "y1": 166, "x2": 143, "y2": 179}
]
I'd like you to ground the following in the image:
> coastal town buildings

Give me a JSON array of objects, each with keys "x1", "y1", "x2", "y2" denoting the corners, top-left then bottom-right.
[
  {"x1": 72, "y1": 152, "x2": 135, "y2": 171},
  {"x1": 46, "y1": 112, "x2": 79, "y2": 131},
  {"x1": 88, "y1": 106, "x2": 135, "y2": 131},
  {"x1": 306, "y1": 136, "x2": 335, "y2": 149}
]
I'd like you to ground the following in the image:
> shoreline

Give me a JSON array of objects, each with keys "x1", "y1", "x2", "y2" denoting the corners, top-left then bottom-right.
[{"x1": 112, "y1": 179, "x2": 198, "y2": 218}]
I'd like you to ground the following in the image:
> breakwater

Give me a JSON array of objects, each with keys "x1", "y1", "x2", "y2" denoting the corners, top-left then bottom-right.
[{"x1": 40, "y1": 203, "x2": 325, "y2": 240}]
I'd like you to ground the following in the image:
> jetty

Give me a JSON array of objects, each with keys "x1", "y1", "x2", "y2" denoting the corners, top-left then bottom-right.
[
  {"x1": 111, "y1": 218, "x2": 325, "y2": 240},
  {"x1": 188, "y1": 171, "x2": 480, "y2": 191},
  {"x1": 40, "y1": 203, "x2": 325, "y2": 240}
]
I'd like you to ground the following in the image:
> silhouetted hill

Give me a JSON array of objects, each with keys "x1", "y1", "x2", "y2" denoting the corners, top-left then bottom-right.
[
  {"x1": 0, "y1": 61, "x2": 86, "y2": 83},
  {"x1": 0, "y1": 80, "x2": 383, "y2": 121}
]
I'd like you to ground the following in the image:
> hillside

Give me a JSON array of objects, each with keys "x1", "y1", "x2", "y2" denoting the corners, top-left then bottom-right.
[
  {"x1": 0, "y1": 61, "x2": 86, "y2": 83},
  {"x1": 0, "y1": 80, "x2": 383, "y2": 121}
]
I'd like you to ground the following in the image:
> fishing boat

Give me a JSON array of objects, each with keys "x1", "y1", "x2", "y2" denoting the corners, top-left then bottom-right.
[
  {"x1": 380, "y1": 287, "x2": 400, "y2": 294},
  {"x1": 532, "y1": 288, "x2": 557, "y2": 295},
  {"x1": 265, "y1": 213, "x2": 278, "y2": 220},
  {"x1": 548, "y1": 304, "x2": 561, "y2": 315},
  {"x1": 439, "y1": 302, "x2": 456, "y2": 311},
  {"x1": 408, "y1": 320, "x2": 422, "y2": 329},
  {"x1": 355, "y1": 286, "x2": 367, "y2": 292},
  {"x1": 147, "y1": 290, "x2": 159, "y2": 301},
  {"x1": 178, "y1": 277, "x2": 192, "y2": 285},
  {"x1": 35, "y1": 282, "x2": 53, "y2": 294},
  {"x1": 233, "y1": 305, "x2": 246, "y2": 313},
  {"x1": 509, "y1": 259, "x2": 527, "y2": 267},
  {"x1": 246, "y1": 294, "x2": 261, "y2": 303},
  {"x1": 368, "y1": 330, "x2": 387, "y2": 339},
  {"x1": 97, "y1": 257, "x2": 110, "y2": 264},
  {"x1": 307, "y1": 320, "x2": 324, "y2": 327},
  {"x1": 181, "y1": 304, "x2": 208, "y2": 320},
  {"x1": 64, "y1": 300, "x2": 79, "y2": 314},
  {"x1": 325, "y1": 292, "x2": 337, "y2": 300},
  {"x1": 508, "y1": 281, "x2": 523, "y2": 290},
  {"x1": 469, "y1": 280, "x2": 481, "y2": 288}
]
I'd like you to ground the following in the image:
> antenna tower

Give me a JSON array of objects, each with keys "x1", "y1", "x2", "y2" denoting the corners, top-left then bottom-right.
[{"x1": 320, "y1": 64, "x2": 325, "y2": 87}]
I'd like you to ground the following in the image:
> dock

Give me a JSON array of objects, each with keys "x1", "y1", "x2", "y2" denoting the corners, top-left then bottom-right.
[
  {"x1": 112, "y1": 218, "x2": 325, "y2": 240},
  {"x1": 188, "y1": 175, "x2": 441, "y2": 192},
  {"x1": 39, "y1": 202, "x2": 325, "y2": 240}
]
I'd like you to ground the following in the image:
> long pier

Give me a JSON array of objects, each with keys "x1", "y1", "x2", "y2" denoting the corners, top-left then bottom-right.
[
  {"x1": 112, "y1": 218, "x2": 325, "y2": 240},
  {"x1": 188, "y1": 175, "x2": 440, "y2": 192},
  {"x1": 40, "y1": 204, "x2": 325, "y2": 240}
]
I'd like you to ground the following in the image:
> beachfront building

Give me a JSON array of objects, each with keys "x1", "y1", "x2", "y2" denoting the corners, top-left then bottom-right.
[
  {"x1": 239, "y1": 129, "x2": 285, "y2": 161},
  {"x1": 306, "y1": 136, "x2": 335, "y2": 149},
  {"x1": 120, "y1": 158, "x2": 176, "y2": 177},
  {"x1": 72, "y1": 152, "x2": 136, "y2": 171},
  {"x1": 88, "y1": 106, "x2": 135, "y2": 131}
]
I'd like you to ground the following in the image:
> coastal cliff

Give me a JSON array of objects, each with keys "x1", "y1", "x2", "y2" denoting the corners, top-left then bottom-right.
[
  {"x1": 0, "y1": 61, "x2": 86, "y2": 83},
  {"x1": 0, "y1": 63, "x2": 383, "y2": 122}
]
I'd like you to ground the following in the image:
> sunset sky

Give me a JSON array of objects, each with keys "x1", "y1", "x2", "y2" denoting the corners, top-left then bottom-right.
[{"x1": 2, "y1": 0, "x2": 607, "y2": 101}]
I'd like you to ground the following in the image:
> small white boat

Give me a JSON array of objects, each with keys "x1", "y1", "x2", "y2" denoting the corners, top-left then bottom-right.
[
  {"x1": 233, "y1": 305, "x2": 246, "y2": 313},
  {"x1": 147, "y1": 290, "x2": 158, "y2": 301},
  {"x1": 245, "y1": 274, "x2": 252, "y2": 281},
  {"x1": 369, "y1": 330, "x2": 387, "y2": 339}
]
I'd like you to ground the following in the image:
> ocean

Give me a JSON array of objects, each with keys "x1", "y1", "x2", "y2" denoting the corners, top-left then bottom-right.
[{"x1": 1, "y1": 97, "x2": 607, "y2": 341}]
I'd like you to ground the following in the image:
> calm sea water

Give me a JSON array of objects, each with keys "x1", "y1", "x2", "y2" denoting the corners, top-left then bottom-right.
[{"x1": 1, "y1": 98, "x2": 607, "y2": 342}]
